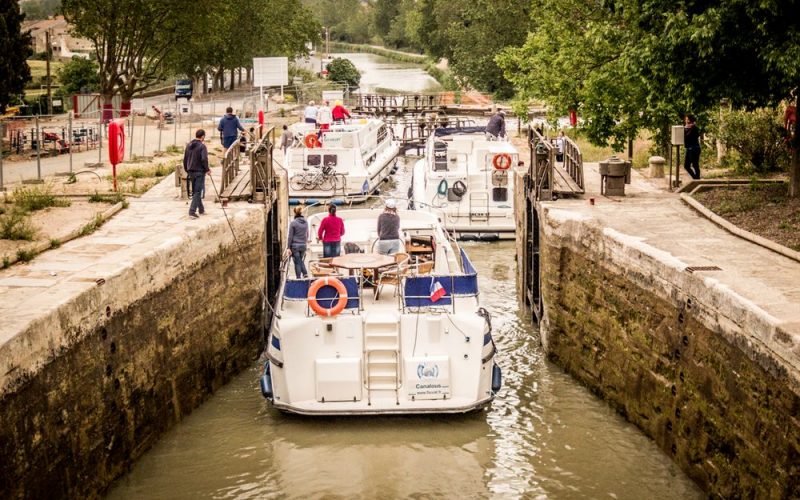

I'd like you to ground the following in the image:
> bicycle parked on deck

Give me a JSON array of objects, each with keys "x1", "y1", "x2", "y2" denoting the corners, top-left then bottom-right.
[{"x1": 289, "y1": 163, "x2": 338, "y2": 191}]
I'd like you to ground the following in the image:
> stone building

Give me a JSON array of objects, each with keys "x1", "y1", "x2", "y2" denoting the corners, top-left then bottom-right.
[{"x1": 24, "y1": 16, "x2": 93, "y2": 58}]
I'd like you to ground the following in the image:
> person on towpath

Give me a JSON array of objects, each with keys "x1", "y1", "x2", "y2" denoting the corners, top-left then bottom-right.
[
  {"x1": 218, "y1": 106, "x2": 244, "y2": 149},
  {"x1": 183, "y1": 129, "x2": 210, "y2": 219},
  {"x1": 486, "y1": 110, "x2": 506, "y2": 140}
]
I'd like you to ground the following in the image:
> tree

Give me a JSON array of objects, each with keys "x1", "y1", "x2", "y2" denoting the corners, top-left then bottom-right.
[
  {"x1": 326, "y1": 58, "x2": 360, "y2": 89},
  {"x1": 412, "y1": 0, "x2": 532, "y2": 97},
  {"x1": 20, "y1": 0, "x2": 61, "y2": 20},
  {"x1": 62, "y1": 0, "x2": 205, "y2": 119},
  {"x1": 0, "y1": 0, "x2": 33, "y2": 113},
  {"x1": 56, "y1": 56, "x2": 99, "y2": 95}
]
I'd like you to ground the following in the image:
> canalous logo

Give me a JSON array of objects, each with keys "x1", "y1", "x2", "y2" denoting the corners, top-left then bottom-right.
[{"x1": 417, "y1": 363, "x2": 439, "y2": 379}]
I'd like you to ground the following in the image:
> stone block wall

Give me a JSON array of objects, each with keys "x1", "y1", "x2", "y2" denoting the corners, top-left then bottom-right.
[
  {"x1": 0, "y1": 210, "x2": 266, "y2": 499},
  {"x1": 538, "y1": 207, "x2": 799, "y2": 498}
]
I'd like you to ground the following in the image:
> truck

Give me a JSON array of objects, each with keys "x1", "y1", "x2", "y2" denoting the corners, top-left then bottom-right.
[{"x1": 175, "y1": 79, "x2": 193, "y2": 100}]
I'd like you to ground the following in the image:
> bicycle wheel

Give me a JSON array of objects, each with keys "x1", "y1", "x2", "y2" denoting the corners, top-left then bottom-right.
[
  {"x1": 319, "y1": 175, "x2": 335, "y2": 191},
  {"x1": 290, "y1": 175, "x2": 306, "y2": 191}
]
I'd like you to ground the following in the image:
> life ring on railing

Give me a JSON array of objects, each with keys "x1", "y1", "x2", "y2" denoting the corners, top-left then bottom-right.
[
  {"x1": 305, "y1": 133, "x2": 322, "y2": 148},
  {"x1": 492, "y1": 153, "x2": 512, "y2": 170},
  {"x1": 308, "y1": 277, "x2": 348, "y2": 317}
]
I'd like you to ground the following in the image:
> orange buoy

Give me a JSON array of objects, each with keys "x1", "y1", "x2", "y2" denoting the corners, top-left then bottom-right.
[
  {"x1": 308, "y1": 277, "x2": 348, "y2": 317},
  {"x1": 492, "y1": 153, "x2": 512, "y2": 170},
  {"x1": 305, "y1": 133, "x2": 322, "y2": 148}
]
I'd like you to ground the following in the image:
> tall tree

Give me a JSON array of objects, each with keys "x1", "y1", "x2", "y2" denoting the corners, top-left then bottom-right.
[
  {"x1": 0, "y1": 0, "x2": 33, "y2": 113},
  {"x1": 62, "y1": 0, "x2": 204, "y2": 119}
]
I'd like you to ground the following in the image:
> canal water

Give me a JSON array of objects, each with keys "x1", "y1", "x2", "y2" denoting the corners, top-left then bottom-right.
[{"x1": 108, "y1": 156, "x2": 701, "y2": 498}]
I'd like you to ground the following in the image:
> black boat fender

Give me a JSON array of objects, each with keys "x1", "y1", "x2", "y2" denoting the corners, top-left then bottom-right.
[
  {"x1": 260, "y1": 362, "x2": 273, "y2": 400},
  {"x1": 491, "y1": 363, "x2": 502, "y2": 394}
]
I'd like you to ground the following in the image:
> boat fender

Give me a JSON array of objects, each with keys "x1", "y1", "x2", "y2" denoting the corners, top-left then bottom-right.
[
  {"x1": 437, "y1": 179, "x2": 448, "y2": 196},
  {"x1": 308, "y1": 277, "x2": 348, "y2": 317},
  {"x1": 452, "y1": 180, "x2": 467, "y2": 197},
  {"x1": 304, "y1": 133, "x2": 322, "y2": 148},
  {"x1": 491, "y1": 364, "x2": 502, "y2": 393},
  {"x1": 260, "y1": 363, "x2": 273, "y2": 399},
  {"x1": 492, "y1": 153, "x2": 512, "y2": 170}
]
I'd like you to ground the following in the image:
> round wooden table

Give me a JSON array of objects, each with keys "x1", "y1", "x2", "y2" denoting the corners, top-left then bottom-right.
[{"x1": 330, "y1": 253, "x2": 395, "y2": 271}]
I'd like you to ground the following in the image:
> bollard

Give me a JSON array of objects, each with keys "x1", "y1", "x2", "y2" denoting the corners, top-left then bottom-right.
[{"x1": 648, "y1": 156, "x2": 666, "y2": 178}]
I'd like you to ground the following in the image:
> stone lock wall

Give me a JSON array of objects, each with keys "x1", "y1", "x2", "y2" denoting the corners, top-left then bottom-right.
[
  {"x1": 538, "y1": 207, "x2": 799, "y2": 498},
  {"x1": 0, "y1": 211, "x2": 266, "y2": 499}
]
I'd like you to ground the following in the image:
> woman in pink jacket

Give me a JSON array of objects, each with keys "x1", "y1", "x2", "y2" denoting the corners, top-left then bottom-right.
[{"x1": 317, "y1": 205, "x2": 345, "y2": 257}]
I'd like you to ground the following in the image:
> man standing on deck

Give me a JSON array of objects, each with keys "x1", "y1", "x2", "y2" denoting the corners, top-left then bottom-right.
[
  {"x1": 486, "y1": 110, "x2": 506, "y2": 140},
  {"x1": 218, "y1": 107, "x2": 245, "y2": 149},
  {"x1": 184, "y1": 129, "x2": 210, "y2": 219}
]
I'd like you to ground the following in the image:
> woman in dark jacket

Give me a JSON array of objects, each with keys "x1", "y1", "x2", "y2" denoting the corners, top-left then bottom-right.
[
  {"x1": 285, "y1": 206, "x2": 309, "y2": 278},
  {"x1": 684, "y1": 114, "x2": 701, "y2": 179}
]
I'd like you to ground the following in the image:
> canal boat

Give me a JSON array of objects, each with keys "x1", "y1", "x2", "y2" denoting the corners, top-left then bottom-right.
[
  {"x1": 260, "y1": 207, "x2": 501, "y2": 415},
  {"x1": 410, "y1": 128, "x2": 520, "y2": 240},
  {"x1": 285, "y1": 118, "x2": 400, "y2": 205}
]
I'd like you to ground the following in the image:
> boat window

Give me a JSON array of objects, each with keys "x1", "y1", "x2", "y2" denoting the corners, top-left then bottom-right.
[
  {"x1": 307, "y1": 154, "x2": 321, "y2": 166},
  {"x1": 377, "y1": 125, "x2": 388, "y2": 143},
  {"x1": 323, "y1": 154, "x2": 338, "y2": 167},
  {"x1": 433, "y1": 141, "x2": 448, "y2": 171}
]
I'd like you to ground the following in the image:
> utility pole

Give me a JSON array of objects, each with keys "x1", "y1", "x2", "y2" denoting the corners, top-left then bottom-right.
[
  {"x1": 46, "y1": 30, "x2": 53, "y2": 115},
  {"x1": 326, "y1": 27, "x2": 330, "y2": 60}
]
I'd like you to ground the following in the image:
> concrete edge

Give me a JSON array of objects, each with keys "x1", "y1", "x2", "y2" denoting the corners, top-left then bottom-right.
[
  {"x1": 2, "y1": 201, "x2": 126, "y2": 268},
  {"x1": 538, "y1": 207, "x2": 800, "y2": 392},
  {"x1": 680, "y1": 193, "x2": 800, "y2": 264}
]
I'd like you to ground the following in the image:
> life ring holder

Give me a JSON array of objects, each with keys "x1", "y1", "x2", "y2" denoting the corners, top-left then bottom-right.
[
  {"x1": 305, "y1": 133, "x2": 322, "y2": 148},
  {"x1": 308, "y1": 277, "x2": 348, "y2": 317},
  {"x1": 492, "y1": 153, "x2": 512, "y2": 170}
]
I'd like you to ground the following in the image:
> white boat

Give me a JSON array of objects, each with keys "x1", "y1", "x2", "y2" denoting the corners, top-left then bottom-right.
[
  {"x1": 410, "y1": 128, "x2": 520, "y2": 240},
  {"x1": 285, "y1": 118, "x2": 400, "y2": 204},
  {"x1": 260, "y1": 208, "x2": 501, "y2": 415}
]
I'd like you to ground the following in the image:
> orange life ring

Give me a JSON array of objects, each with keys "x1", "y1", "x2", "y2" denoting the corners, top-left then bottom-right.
[
  {"x1": 305, "y1": 133, "x2": 322, "y2": 148},
  {"x1": 308, "y1": 277, "x2": 348, "y2": 317},
  {"x1": 492, "y1": 153, "x2": 512, "y2": 170}
]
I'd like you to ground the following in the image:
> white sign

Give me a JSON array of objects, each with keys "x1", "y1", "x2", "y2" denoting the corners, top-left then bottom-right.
[
  {"x1": 253, "y1": 57, "x2": 289, "y2": 87},
  {"x1": 322, "y1": 90, "x2": 344, "y2": 103}
]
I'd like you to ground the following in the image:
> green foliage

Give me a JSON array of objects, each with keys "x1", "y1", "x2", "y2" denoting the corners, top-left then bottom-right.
[
  {"x1": 302, "y1": 0, "x2": 371, "y2": 43},
  {"x1": 0, "y1": 1, "x2": 33, "y2": 113},
  {"x1": 57, "y1": 56, "x2": 100, "y2": 95},
  {"x1": 712, "y1": 108, "x2": 791, "y2": 174},
  {"x1": 326, "y1": 58, "x2": 361, "y2": 89},
  {"x1": 2, "y1": 256, "x2": 10, "y2": 269},
  {"x1": 49, "y1": 238, "x2": 61, "y2": 248},
  {"x1": 16, "y1": 248, "x2": 35, "y2": 262},
  {"x1": 79, "y1": 213, "x2": 105, "y2": 236},
  {"x1": 0, "y1": 211, "x2": 36, "y2": 241},
  {"x1": 12, "y1": 185, "x2": 71, "y2": 212},
  {"x1": 88, "y1": 191, "x2": 126, "y2": 204},
  {"x1": 20, "y1": 0, "x2": 61, "y2": 20}
]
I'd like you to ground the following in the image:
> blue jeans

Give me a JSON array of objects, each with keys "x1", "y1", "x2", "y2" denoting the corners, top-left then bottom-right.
[
  {"x1": 376, "y1": 239, "x2": 402, "y2": 255},
  {"x1": 290, "y1": 245, "x2": 308, "y2": 278},
  {"x1": 189, "y1": 173, "x2": 206, "y2": 215},
  {"x1": 222, "y1": 135, "x2": 237, "y2": 149},
  {"x1": 323, "y1": 241, "x2": 341, "y2": 258}
]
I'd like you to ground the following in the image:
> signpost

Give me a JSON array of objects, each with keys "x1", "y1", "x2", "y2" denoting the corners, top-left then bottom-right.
[
  {"x1": 253, "y1": 57, "x2": 289, "y2": 109},
  {"x1": 108, "y1": 119, "x2": 126, "y2": 191}
]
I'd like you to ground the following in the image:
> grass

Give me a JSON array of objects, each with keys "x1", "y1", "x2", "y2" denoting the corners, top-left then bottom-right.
[
  {"x1": 89, "y1": 191, "x2": 127, "y2": 204},
  {"x1": 49, "y1": 238, "x2": 61, "y2": 248},
  {"x1": 12, "y1": 184, "x2": 71, "y2": 212},
  {"x1": 166, "y1": 144, "x2": 183, "y2": 154},
  {"x1": 15, "y1": 249, "x2": 35, "y2": 263},
  {"x1": 27, "y1": 59, "x2": 64, "y2": 80},
  {"x1": 2, "y1": 256, "x2": 9, "y2": 269},
  {"x1": 79, "y1": 213, "x2": 105, "y2": 236},
  {"x1": 0, "y1": 211, "x2": 37, "y2": 241},
  {"x1": 114, "y1": 162, "x2": 174, "y2": 182}
]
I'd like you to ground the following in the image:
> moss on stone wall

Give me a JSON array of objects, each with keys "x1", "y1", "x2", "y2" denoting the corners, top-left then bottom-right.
[
  {"x1": 541, "y1": 239, "x2": 800, "y2": 498},
  {"x1": 0, "y1": 242, "x2": 264, "y2": 499}
]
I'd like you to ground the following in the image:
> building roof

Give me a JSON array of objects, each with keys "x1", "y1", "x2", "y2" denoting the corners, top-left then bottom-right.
[{"x1": 24, "y1": 16, "x2": 68, "y2": 35}]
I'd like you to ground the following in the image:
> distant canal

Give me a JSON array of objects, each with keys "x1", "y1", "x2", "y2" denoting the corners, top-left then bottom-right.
[
  {"x1": 107, "y1": 157, "x2": 701, "y2": 499},
  {"x1": 301, "y1": 51, "x2": 441, "y2": 93}
]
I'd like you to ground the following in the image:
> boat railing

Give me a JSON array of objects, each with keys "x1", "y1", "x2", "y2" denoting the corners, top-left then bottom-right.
[
  {"x1": 401, "y1": 249, "x2": 479, "y2": 314},
  {"x1": 282, "y1": 276, "x2": 362, "y2": 316}
]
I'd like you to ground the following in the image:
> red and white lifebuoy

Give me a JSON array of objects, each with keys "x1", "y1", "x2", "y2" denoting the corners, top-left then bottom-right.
[
  {"x1": 305, "y1": 133, "x2": 322, "y2": 148},
  {"x1": 492, "y1": 153, "x2": 512, "y2": 170},
  {"x1": 307, "y1": 277, "x2": 348, "y2": 317}
]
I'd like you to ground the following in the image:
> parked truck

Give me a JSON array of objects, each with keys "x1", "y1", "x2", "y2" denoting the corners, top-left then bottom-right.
[{"x1": 175, "y1": 79, "x2": 193, "y2": 100}]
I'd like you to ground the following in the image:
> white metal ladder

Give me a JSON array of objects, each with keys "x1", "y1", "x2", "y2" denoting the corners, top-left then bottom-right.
[
  {"x1": 469, "y1": 191, "x2": 489, "y2": 221},
  {"x1": 363, "y1": 312, "x2": 401, "y2": 406}
]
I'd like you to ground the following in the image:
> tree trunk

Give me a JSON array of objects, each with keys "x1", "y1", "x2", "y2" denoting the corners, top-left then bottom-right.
[
  {"x1": 102, "y1": 94, "x2": 115, "y2": 122},
  {"x1": 203, "y1": 74, "x2": 209, "y2": 95},
  {"x1": 790, "y1": 93, "x2": 799, "y2": 198},
  {"x1": 120, "y1": 100, "x2": 132, "y2": 118},
  {"x1": 230, "y1": 68, "x2": 235, "y2": 91},
  {"x1": 246, "y1": 67, "x2": 252, "y2": 84},
  {"x1": 238, "y1": 68, "x2": 242, "y2": 86}
]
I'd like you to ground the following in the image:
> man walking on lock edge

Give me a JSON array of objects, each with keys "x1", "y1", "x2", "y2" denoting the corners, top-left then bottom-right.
[
  {"x1": 184, "y1": 129, "x2": 210, "y2": 219},
  {"x1": 218, "y1": 107, "x2": 245, "y2": 149}
]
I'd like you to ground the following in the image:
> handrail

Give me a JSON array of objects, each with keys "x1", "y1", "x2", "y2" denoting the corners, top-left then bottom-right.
[{"x1": 219, "y1": 131, "x2": 242, "y2": 194}]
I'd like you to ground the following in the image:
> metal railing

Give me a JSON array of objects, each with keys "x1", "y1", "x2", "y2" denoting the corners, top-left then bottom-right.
[
  {"x1": 562, "y1": 135, "x2": 585, "y2": 192},
  {"x1": 528, "y1": 127, "x2": 585, "y2": 200},
  {"x1": 220, "y1": 134, "x2": 242, "y2": 194}
]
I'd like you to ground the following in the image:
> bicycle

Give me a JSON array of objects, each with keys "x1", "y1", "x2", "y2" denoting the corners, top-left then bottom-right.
[{"x1": 289, "y1": 163, "x2": 337, "y2": 191}]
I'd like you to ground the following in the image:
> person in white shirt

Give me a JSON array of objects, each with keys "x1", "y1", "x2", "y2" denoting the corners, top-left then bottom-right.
[
  {"x1": 317, "y1": 100, "x2": 333, "y2": 132},
  {"x1": 304, "y1": 101, "x2": 318, "y2": 125},
  {"x1": 555, "y1": 131, "x2": 565, "y2": 162}
]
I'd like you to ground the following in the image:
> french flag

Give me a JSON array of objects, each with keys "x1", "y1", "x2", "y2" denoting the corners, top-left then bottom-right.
[{"x1": 429, "y1": 280, "x2": 446, "y2": 302}]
